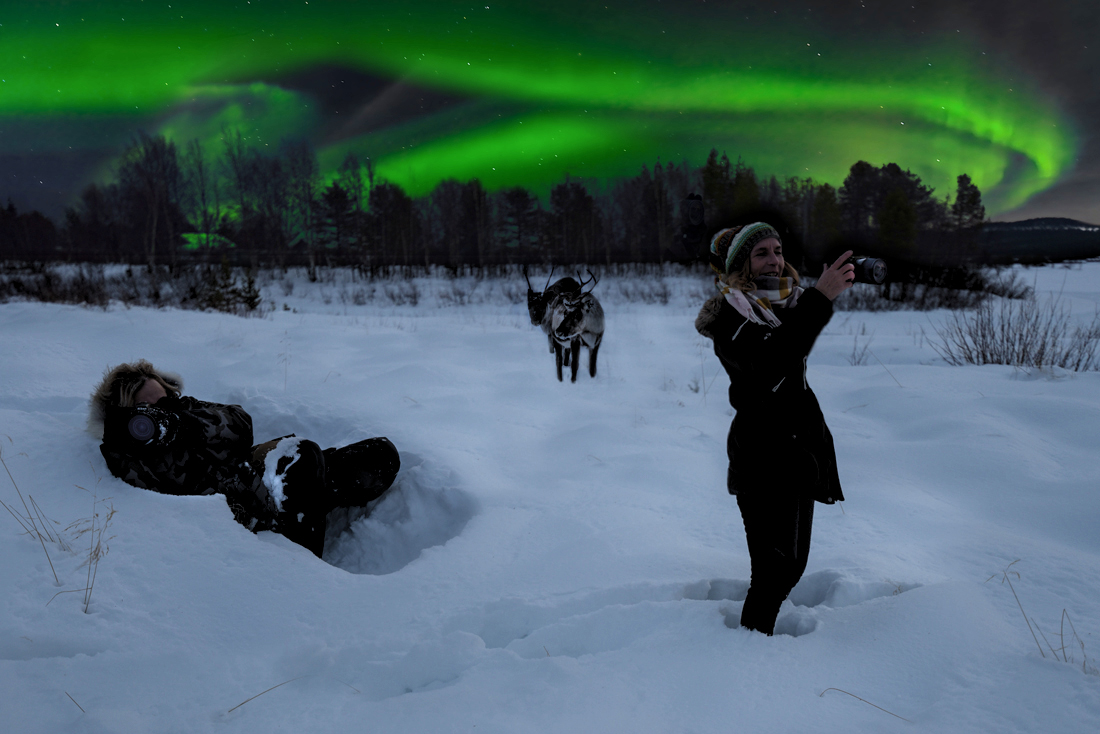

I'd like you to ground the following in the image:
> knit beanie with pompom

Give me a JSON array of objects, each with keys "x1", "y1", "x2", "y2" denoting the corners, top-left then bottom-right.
[{"x1": 709, "y1": 222, "x2": 781, "y2": 275}]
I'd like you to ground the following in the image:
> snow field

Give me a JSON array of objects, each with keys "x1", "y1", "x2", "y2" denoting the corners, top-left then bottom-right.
[{"x1": 1, "y1": 262, "x2": 1099, "y2": 732}]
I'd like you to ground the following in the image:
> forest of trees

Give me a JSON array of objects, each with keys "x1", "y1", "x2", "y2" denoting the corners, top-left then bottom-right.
[{"x1": 0, "y1": 131, "x2": 986, "y2": 274}]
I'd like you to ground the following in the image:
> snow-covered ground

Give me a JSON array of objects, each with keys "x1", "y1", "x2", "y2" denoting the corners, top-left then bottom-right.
[{"x1": 1, "y1": 262, "x2": 1099, "y2": 733}]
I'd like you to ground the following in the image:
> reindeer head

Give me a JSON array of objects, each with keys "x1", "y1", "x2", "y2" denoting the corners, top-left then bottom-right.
[
  {"x1": 552, "y1": 269, "x2": 600, "y2": 340},
  {"x1": 523, "y1": 265, "x2": 553, "y2": 325},
  {"x1": 552, "y1": 304, "x2": 584, "y2": 340}
]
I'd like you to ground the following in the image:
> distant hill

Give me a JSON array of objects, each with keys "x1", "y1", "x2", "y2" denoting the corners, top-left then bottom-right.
[{"x1": 979, "y1": 217, "x2": 1100, "y2": 263}]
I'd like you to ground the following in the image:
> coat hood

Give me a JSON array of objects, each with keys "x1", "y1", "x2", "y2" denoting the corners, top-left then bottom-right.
[
  {"x1": 695, "y1": 295, "x2": 726, "y2": 341},
  {"x1": 87, "y1": 360, "x2": 183, "y2": 439}
]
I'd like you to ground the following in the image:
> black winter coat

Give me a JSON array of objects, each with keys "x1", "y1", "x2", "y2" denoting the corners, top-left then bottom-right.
[
  {"x1": 99, "y1": 396, "x2": 279, "y2": 529},
  {"x1": 695, "y1": 287, "x2": 844, "y2": 504}
]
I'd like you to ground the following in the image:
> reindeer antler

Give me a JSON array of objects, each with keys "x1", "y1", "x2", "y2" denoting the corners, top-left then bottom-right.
[
  {"x1": 544, "y1": 265, "x2": 555, "y2": 291},
  {"x1": 523, "y1": 265, "x2": 534, "y2": 290},
  {"x1": 578, "y1": 268, "x2": 600, "y2": 292}
]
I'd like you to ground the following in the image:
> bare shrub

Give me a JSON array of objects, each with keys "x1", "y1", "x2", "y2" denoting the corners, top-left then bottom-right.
[
  {"x1": 849, "y1": 333, "x2": 873, "y2": 366},
  {"x1": 831, "y1": 281, "x2": 989, "y2": 312},
  {"x1": 438, "y1": 281, "x2": 472, "y2": 306},
  {"x1": 983, "y1": 268, "x2": 1033, "y2": 299},
  {"x1": 501, "y1": 281, "x2": 526, "y2": 305},
  {"x1": 613, "y1": 279, "x2": 671, "y2": 304},
  {"x1": 932, "y1": 293, "x2": 1100, "y2": 371},
  {"x1": 193, "y1": 261, "x2": 262, "y2": 314},
  {"x1": 830, "y1": 266, "x2": 1031, "y2": 312},
  {"x1": 0, "y1": 264, "x2": 110, "y2": 307},
  {"x1": 383, "y1": 282, "x2": 420, "y2": 306},
  {"x1": 337, "y1": 283, "x2": 371, "y2": 306},
  {"x1": 0, "y1": 262, "x2": 262, "y2": 314}
]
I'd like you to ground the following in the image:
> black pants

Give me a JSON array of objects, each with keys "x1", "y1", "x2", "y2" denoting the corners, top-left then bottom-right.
[
  {"x1": 736, "y1": 490, "x2": 815, "y2": 635},
  {"x1": 323, "y1": 437, "x2": 401, "y2": 508},
  {"x1": 269, "y1": 437, "x2": 400, "y2": 558}
]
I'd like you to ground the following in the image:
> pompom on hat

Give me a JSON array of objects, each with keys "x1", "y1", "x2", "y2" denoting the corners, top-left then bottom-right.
[{"x1": 709, "y1": 222, "x2": 782, "y2": 275}]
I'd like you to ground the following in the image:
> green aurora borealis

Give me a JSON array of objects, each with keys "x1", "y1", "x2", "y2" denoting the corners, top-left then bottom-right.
[{"x1": 0, "y1": 1, "x2": 1079, "y2": 216}]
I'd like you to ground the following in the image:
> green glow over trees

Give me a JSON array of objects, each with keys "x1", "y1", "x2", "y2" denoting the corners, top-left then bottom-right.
[{"x1": 0, "y1": 1, "x2": 1076, "y2": 215}]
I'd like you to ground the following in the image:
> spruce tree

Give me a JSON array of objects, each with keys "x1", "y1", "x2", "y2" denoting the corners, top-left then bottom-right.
[{"x1": 951, "y1": 174, "x2": 985, "y2": 230}]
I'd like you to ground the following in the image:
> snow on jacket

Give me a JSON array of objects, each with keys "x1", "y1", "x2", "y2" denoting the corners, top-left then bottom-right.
[
  {"x1": 695, "y1": 286, "x2": 844, "y2": 504},
  {"x1": 89, "y1": 363, "x2": 280, "y2": 529}
]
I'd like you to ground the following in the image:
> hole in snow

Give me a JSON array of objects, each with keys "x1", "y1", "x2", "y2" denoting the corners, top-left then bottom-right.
[
  {"x1": 322, "y1": 453, "x2": 477, "y2": 575},
  {"x1": 788, "y1": 569, "x2": 920, "y2": 608}
]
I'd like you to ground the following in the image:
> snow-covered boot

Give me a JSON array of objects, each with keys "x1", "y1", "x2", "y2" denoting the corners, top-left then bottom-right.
[
  {"x1": 323, "y1": 437, "x2": 400, "y2": 509},
  {"x1": 259, "y1": 437, "x2": 329, "y2": 556}
]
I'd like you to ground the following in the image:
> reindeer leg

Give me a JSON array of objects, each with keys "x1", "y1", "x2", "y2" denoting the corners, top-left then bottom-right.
[
  {"x1": 563, "y1": 343, "x2": 571, "y2": 367},
  {"x1": 589, "y1": 334, "x2": 602, "y2": 377},
  {"x1": 570, "y1": 338, "x2": 580, "y2": 382},
  {"x1": 547, "y1": 333, "x2": 554, "y2": 353},
  {"x1": 554, "y1": 341, "x2": 564, "y2": 382}
]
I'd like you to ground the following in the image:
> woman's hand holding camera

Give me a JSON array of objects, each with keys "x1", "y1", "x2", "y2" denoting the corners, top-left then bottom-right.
[{"x1": 815, "y1": 250, "x2": 857, "y2": 301}]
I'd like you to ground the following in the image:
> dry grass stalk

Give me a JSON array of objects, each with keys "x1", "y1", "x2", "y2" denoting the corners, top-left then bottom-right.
[
  {"x1": 29, "y1": 495, "x2": 63, "y2": 546},
  {"x1": 45, "y1": 501, "x2": 115, "y2": 612},
  {"x1": 46, "y1": 588, "x2": 90, "y2": 608},
  {"x1": 228, "y1": 676, "x2": 308, "y2": 713},
  {"x1": 1, "y1": 443, "x2": 59, "y2": 585},
  {"x1": 0, "y1": 496, "x2": 35, "y2": 536},
  {"x1": 987, "y1": 560, "x2": 1045, "y2": 658},
  {"x1": 985, "y1": 560, "x2": 1097, "y2": 675},
  {"x1": 29, "y1": 496, "x2": 55, "y2": 543},
  {"x1": 67, "y1": 488, "x2": 115, "y2": 614},
  {"x1": 65, "y1": 691, "x2": 86, "y2": 713},
  {"x1": 818, "y1": 688, "x2": 911, "y2": 722},
  {"x1": 1059, "y1": 610, "x2": 1099, "y2": 676}
]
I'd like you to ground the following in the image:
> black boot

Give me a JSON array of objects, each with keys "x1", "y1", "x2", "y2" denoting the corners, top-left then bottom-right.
[
  {"x1": 265, "y1": 438, "x2": 329, "y2": 557},
  {"x1": 323, "y1": 437, "x2": 400, "y2": 509}
]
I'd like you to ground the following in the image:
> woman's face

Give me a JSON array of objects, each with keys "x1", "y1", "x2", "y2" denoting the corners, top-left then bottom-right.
[
  {"x1": 134, "y1": 378, "x2": 167, "y2": 405},
  {"x1": 748, "y1": 237, "x2": 784, "y2": 279}
]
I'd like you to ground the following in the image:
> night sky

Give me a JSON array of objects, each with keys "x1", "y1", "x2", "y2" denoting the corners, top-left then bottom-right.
[{"x1": 3, "y1": 0, "x2": 1098, "y2": 222}]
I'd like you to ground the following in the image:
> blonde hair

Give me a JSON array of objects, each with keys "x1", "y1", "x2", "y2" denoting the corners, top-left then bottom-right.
[
  {"x1": 87, "y1": 360, "x2": 183, "y2": 438},
  {"x1": 115, "y1": 372, "x2": 177, "y2": 408}
]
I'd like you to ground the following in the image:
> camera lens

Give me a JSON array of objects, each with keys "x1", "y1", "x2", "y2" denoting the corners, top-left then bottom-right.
[
  {"x1": 869, "y1": 259, "x2": 887, "y2": 284},
  {"x1": 850, "y1": 257, "x2": 887, "y2": 284},
  {"x1": 128, "y1": 414, "x2": 156, "y2": 442}
]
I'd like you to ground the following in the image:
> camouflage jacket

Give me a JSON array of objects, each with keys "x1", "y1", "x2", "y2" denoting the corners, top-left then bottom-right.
[{"x1": 99, "y1": 396, "x2": 280, "y2": 530}]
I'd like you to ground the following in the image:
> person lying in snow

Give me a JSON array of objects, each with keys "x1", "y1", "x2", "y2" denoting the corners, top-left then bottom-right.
[{"x1": 88, "y1": 360, "x2": 400, "y2": 557}]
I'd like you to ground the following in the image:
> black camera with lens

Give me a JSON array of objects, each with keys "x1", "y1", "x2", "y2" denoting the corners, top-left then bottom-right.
[
  {"x1": 127, "y1": 413, "x2": 158, "y2": 442},
  {"x1": 106, "y1": 403, "x2": 180, "y2": 449},
  {"x1": 847, "y1": 256, "x2": 888, "y2": 285}
]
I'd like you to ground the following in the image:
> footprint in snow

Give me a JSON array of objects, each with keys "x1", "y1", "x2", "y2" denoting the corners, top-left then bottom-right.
[
  {"x1": 440, "y1": 573, "x2": 919, "y2": 655},
  {"x1": 440, "y1": 578, "x2": 748, "y2": 657},
  {"x1": 723, "y1": 569, "x2": 922, "y2": 636}
]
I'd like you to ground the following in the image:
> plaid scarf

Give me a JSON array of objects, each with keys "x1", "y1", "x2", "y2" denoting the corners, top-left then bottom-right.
[
  {"x1": 751, "y1": 276, "x2": 801, "y2": 311},
  {"x1": 717, "y1": 276, "x2": 803, "y2": 329}
]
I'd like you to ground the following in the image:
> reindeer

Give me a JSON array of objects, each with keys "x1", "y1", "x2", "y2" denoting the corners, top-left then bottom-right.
[
  {"x1": 523, "y1": 265, "x2": 582, "y2": 357},
  {"x1": 549, "y1": 270, "x2": 605, "y2": 383}
]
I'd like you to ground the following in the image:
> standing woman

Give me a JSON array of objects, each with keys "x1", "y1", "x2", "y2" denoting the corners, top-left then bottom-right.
[{"x1": 695, "y1": 223, "x2": 854, "y2": 635}]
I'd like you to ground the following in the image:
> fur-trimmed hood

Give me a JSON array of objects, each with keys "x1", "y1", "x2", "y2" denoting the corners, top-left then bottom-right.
[
  {"x1": 87, "y1": 360, "x2": 183, "y2": 439},
  {"x1": 694, "y1": 295, "x2": 727, "y2": 340}
]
